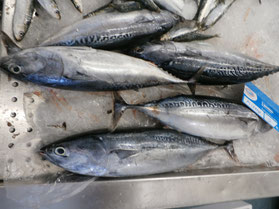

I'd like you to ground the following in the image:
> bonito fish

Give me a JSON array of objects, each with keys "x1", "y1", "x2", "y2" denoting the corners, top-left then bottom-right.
[
  {"x1": 0, "y1": 36, "x2": 185, "y2": 91},
  {"x1": 40, "y1": 130, "x2": 236, "y2": 177},
  {"x1": 113, "y1": 94, "x2": 268, "y2": 140},
  {"x1": 130, "y1": 41, "x2": 279, "y2": 85},
  {"x1": 40, "y1": 10, "x2": 178, "y2": 49}
]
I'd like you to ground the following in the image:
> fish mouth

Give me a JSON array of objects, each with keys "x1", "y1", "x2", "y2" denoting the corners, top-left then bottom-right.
[{"x1": 39, "y1": 150, "x2": 46, "y2": 156}]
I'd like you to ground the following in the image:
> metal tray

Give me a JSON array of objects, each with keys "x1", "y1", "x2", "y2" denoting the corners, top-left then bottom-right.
[{"x1": 1, "y1": 0, "x2": 279, "y2": 208}]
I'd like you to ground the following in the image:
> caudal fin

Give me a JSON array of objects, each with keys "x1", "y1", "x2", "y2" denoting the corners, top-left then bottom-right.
[
  {"x1": 1, "y1": 31, "x2": 21, "y2": 54},
  {"x1": 111, "y1": 92, "x2": 129, "y2": 132},
  {"x1": 223, "y1": 141, "x2": 239, "y2": 163}
]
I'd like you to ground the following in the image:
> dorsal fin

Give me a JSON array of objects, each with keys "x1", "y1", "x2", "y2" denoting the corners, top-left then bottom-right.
[{"x1": 1, "y1": 31, "x2": 21, "y2": 54}]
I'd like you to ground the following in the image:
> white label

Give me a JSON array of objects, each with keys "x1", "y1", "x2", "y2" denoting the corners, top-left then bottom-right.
[
  {"x1": 244, "y1": 86, "x2": 258, "y2": 101},
  {"x1": 264, "y1": 113, "x2": 278, "y2": 127},
  {"x1": 243, "y1": 96, "x2": 264, "y2": 118}
]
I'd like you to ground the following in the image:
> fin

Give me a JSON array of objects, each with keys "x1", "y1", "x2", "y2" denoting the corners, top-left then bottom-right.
[
  {"x1": 111, "y1": 92, "x2": 129, "y2": 132},
  {"x1": 222, "y1": 141, "x2": 239, "y2": 163},
  {"x1": 136, "y1": 0, "x2": 160, "y2": 12},
  {"x1": 187, "y1": 66, "x2": 206, "y2": 95},
  {"x1": 110, "y1": 149, "x2": 139, "y2": 160},
  {"x1": 71, "y1": 0, "x2": 83, "y2": 13},
  {"x1": 1, "y1": 32, "x2": 21, "y2": 54},
  {"x1": 188, "y1": 66, "x2": 206, "y2": 83},
  {"x1": 187, "y1": 83, "x2": 196, "y2": 95}
]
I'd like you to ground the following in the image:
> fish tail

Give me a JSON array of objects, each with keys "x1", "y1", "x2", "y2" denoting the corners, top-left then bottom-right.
[
  {"x1": 111, "y1": 92, "x2": 131, "y2": 132},
  {"x1": 1, "y1": 31, "x2": 21, "y2": 54},
  {"x1": 222, "y1": 141, "x2": 239, "y2": 163}
]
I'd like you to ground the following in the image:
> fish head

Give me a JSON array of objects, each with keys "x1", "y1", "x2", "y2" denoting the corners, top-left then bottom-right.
[
  {"x1": 40, "y1": 139, "x2": 109, "y2": 176},
  {"x1": 130, "y1": 42, "x2": 171, "y2": 65},
  {"x1": 0, "y1": 48, "x2": 64, "y2": 82},
  {"x1": 0, "y1": 49, "x2": 46, "y2": 76}
]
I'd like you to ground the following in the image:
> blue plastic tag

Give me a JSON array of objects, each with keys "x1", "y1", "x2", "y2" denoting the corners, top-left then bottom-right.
[{"x1": 242, "y1": 82, "x2": 279, "y2": 132}]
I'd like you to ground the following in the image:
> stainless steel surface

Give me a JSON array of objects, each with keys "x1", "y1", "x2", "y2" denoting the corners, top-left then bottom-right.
[
  {"x1": 2, "y1": 168, "x2": 279, "y2": 209},
  {"x1": 1, "y1": 0, "x2": 279, "y2": 208}
]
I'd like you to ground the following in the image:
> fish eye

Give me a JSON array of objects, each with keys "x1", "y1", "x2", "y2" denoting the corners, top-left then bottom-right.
[
  {"x1": 54, "y1": 147, "x2": 67, "y2": 156},
  {"x1": 8, "y1": 64, "x2": 21, "y2": 74}
]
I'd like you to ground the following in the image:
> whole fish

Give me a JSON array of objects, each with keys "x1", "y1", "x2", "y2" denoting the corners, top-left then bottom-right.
[
  {"x1": 0, "y1": 36, "x2": 185, "y2": 91},
  {"x1": 40, "y1": 130, "x2": 236, "y2": 177},
  {"x1": 201, "y1": 0, "x2": 236, "y2": 30},
  {"x1": 129, "y1": 41, "x2": 279, "y2": 85},
  {"x1": 113, "y1": 94, "x2": 268, "y2": 140},
  {"x1": 12, "y1": 0, "x2": 34, "y2": 41},
  {"x1": 196, "y1": 0, "x2": 224, "y2": 24},
  {"x1": 160, "y1": 20, "x2": 217, "y2": 42},
  {"x1": 40, "y1": 10, "x2": 179, "y2": 49},
  {"x1": 37, "y1": 0, "x2": 61, "y2": 19}
]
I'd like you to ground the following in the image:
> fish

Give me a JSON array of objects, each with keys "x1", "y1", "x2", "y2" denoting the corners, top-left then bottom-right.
[
  {"x1": 129, "y1": 41, "x2": 279, "y2": 85},
  {"x1": 154, "y1": 0, "x2": 197, "y2": 20},
  {"x1": 37, "y1": 0, "x2": 61, "y2": 19},
  {"x1": 196, "y1": 0, "x2": 224, "y2": 24},
  {"x1": 0, "y1": 35, "x2": 185, "y2": 91},
  {"x1": 12, "y1": 0, "x2": 34, "y2": 41},
  {"x1": 40, "y1": 10, "x2": 179, "y2": 49},
  {"x1": 160, "y1": 20, "x2": 199, "y2": 41},
  {"x1": 113, "y1": 94, "x2": 269, "y2": 140},
  {"x1": 160, "y1": 20, "x2": 218, "y2": 42},
  {"x1": 154, "y1": 0, "x2": 185, "y2": 14},
  {"x1": 201, "y1": 0, "x2": 236, "y2": 30},
  {"x1": 40, "y1": 130, "x2": 237, "y2": 177},
  {"x1": 71, "y1": 0, "x2": 83, "y2": 13}
]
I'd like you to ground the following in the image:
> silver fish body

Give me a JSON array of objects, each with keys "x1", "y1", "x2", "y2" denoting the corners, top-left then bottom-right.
[
  {"x1": 37, "y1": 0, "x2": 61, "y2": 19},
  {"x1": 202, "y1": 0, "x2": 236, "y2": 29},
  {"x1": 130, "y1": 41, "x2": 279, "y2": 85},
  {"x1": 40, "y1": 10, "x2": 178, "y2": 49},
  {"x1": 154, "y1": 0, "x2": 197, "y2": 20},
  {"x1": 13, "y1": 0, "x2": 34, "y2": 41},
  {"x1": 115, "y1": 95, "x2": 266, "y2": 140},
  {"x1": 160, "y1": 20, "x2": 199, "y2": 41},
  {"x1": 40, "y1": 130, "x2": 229, "y2": 177},
  {"x1": 197, "y1": 0, "x2": 223, "y2": 23},
  {"x1": 0, "y1": 46, "x2": 184, "y2": 91}
]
